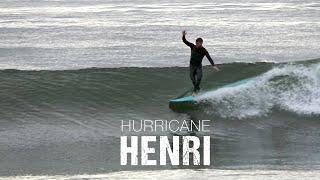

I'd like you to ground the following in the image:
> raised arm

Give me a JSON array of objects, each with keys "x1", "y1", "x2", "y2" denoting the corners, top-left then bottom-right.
[{"x1": 182, "y1": 30, "x2": 194, "y2": 48}]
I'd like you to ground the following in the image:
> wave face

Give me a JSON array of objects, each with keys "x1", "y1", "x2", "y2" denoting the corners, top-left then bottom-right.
[
  {"x1": 2, "y1": 58, "x2": 320, "y2": 176},
  {"x1": 196, "y1": 61, "x2": 320, "y2": 118},
  {"x1": 0, "y1": 59, "x2": 319, "y2": 124}
]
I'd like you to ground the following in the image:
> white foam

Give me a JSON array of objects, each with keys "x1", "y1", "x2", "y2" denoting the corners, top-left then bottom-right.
[
  {"x1": 196, "y1": 63, "x2": 320, "y2": 118},
  {"x1": 3, "y1": 169, "x2": 320, "y2": 180}
]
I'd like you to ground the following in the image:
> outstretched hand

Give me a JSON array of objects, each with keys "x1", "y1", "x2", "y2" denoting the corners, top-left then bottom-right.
[
  {"x1": 213, "y1": 65, "x2": 220, "y2": 72},
  {"x1": 182, "y1": 30, "x2": 187, "y2": 36}
]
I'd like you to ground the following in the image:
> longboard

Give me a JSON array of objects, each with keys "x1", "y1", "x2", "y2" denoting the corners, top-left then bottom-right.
[{"x1": 169, "y1": 77, "x2": 254, "y2": 111}]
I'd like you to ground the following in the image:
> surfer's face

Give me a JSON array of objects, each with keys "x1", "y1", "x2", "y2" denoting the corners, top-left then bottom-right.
[{"x1": 195, "y1": 41, "x2": 202, "y2": 48}]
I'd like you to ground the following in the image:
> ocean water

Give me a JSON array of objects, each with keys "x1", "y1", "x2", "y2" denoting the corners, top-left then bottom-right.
[
  {"x1": 0, "y1": 0, "x2": 319, "y2": 70},
  {"x1": 0, "y1": 0, "x2": 320, "y2": 179},
  {"x1": 4, "y1": 169, "x2": 320, "y2": 180},
  {"x1": 1, "y1": 60, "x2": 320, "y2": 178}
]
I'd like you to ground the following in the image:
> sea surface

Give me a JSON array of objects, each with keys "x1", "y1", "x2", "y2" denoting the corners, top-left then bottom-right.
[
  {"x1": 0, "y1": 0, "x2": 320, "y2": 179},
  {"x1": 0, "y1": 0, "x2": 319, "y2": 69}
]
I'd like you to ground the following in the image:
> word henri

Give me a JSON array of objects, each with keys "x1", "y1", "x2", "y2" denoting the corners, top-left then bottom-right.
[
  {"x1": 121, "y1": 119, "x2": 211, "y2": 132},
  {"x1": 120, "y1": 120, "x2": 211, "y2": 166},
  {"x1": 121, "y1": 136, "x2": 210, "y2": 165}
]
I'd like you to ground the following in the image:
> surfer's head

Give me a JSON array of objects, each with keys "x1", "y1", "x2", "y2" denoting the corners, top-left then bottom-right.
[{"x1": 195, "y1": 38, "x2": 203, "y2": 48}]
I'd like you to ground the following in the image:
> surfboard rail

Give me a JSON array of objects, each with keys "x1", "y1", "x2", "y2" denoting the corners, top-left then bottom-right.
[
  {"x1": 169, "y1": 95, "x2": 195, "y2": 111},
  {"x1": 168, "y1": 77, "x2": 255, "y2": 112}
]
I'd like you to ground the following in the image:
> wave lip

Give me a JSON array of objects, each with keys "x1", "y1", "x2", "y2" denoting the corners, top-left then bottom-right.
[{"x1": 196, "y1": 63, "x2": 320, "y2": 119}]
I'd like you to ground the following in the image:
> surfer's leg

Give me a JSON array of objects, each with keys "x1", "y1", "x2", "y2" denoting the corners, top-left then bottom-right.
[
  {"x1": 190, "y1": 65, "x2": 197, "y2": 91},
  {"x1": 194, "y1": 66, "x2": 202, "y2": 92}
]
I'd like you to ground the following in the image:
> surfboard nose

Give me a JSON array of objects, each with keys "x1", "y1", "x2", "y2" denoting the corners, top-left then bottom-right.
[{"x1": 169, "y1": 96, "x2": 196, "y2": 112}]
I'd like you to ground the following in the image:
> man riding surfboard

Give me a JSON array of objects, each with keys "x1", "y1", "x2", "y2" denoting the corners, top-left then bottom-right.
[{"x1": 182, "y1": 30, "x2": 220, "y2": 96}]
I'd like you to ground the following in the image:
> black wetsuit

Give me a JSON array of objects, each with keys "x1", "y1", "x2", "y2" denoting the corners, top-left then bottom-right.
[{"x1": 182, "y1": 35, "x2": 215, "y2": 92}]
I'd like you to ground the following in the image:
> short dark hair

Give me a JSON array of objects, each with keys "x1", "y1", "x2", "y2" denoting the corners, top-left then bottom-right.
[{"x1": 196, "y1": 38, "x2": 203, "y2": 43}]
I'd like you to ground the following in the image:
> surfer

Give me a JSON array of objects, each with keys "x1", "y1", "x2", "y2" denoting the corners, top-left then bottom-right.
[{"x1": 182, "y1": 30, "x2": 219, "y2": 96}]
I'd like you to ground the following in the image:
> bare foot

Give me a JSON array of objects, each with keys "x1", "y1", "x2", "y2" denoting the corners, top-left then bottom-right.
[{"x1": 192, "y1": 91, "x2": 198, "y2": 96}]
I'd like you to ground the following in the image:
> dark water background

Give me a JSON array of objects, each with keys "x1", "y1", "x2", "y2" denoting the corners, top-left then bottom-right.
[{"x1": 1, "y1": 59, "x2": 320, "y2": 176}]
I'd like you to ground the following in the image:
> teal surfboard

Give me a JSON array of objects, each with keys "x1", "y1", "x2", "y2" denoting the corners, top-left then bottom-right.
[
  {"x1": 169, "y1": 95, "x2": 195, "y2": 111},
  {"x1": 169, "y1": 77, "x2": 254, "y2": 111}
]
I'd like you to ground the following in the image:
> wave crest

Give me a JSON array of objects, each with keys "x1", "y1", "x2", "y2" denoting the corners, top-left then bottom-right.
[{"x1": 196, "y1": 63, "x2": 320, "y2": 118}]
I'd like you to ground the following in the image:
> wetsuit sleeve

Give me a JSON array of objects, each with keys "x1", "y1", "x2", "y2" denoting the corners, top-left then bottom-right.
[
  {"x1": 182, "y1": 35, "x2": 194, "y2": 48},
  {"x1": 205, "y1": 50, "x2": 215, "y2": 66}
]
